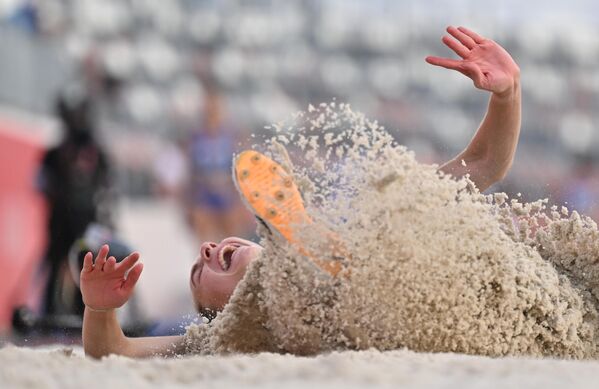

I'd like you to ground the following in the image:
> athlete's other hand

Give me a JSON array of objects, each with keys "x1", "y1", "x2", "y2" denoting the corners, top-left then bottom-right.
[{"x1": 80, "y1": 245, "x2": 143, "y2": 311}]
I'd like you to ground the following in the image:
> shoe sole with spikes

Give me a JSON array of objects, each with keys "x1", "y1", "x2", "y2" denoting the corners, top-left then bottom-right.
[{"x1": 232, "y1": 150, "x2": 343, "y2": 277}]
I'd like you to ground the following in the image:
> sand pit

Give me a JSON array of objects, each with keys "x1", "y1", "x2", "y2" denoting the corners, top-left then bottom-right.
[
  {"x1": 3, "y1": 345, "x2": 599, "y2": 388},
  {"x1": 3, "y1": 103, "x2": 599, "y2": 386}
]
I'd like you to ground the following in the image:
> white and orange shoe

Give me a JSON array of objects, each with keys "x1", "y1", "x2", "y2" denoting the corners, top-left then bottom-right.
[{"x1": 233, "y1": 150, "x2": 344, "y2": 277}]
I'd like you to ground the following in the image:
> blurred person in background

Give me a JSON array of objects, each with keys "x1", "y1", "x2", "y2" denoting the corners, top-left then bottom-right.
[
  {"x1": 38, "y1": 86, "x2": 113, "y2": 317},
  {"x1": 185, "y1": 91, "x2": 253, "y2": 243},
  {"x1": 559, "y1": 154, "x2": 599, "y2": 221},
  {"x1": 7, "y1": 0, "x2": 39, "y2": 35},
  {"x1": 151, "y1": 137, "x2": 188, "y2": 201}
]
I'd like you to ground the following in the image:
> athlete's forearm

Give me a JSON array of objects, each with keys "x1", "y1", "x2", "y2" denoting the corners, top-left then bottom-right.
[
  {"x1": 82, "y1": 308, "x2": 128, "y2": 358},
  {"x1": 441, "y1": 78, "x2": 521, "y2": 191},
  {"x1": 82, "y1": 308, "x2": 185, "y2": 358}
]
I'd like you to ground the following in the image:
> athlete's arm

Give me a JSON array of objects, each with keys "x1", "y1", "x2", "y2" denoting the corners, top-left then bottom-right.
[
  {"x1": 83, "y1": 309, "x2": 184, "y2": 358},
  {"x1": 427, "y1": 26, "x2": 521, "y2": 192},
  {"x1": 81, "y1": 245, "x2": 185, "y2": 358}
]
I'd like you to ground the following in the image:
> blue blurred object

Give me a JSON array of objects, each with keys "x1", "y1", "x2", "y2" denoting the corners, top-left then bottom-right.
[{"x1": 8, "y1": 1, "x2": 39, "y2": 34}]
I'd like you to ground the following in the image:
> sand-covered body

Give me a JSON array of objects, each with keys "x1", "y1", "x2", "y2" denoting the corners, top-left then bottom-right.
[{"x1": 184, "y1": 103, "x2": 599, "y2": 359}]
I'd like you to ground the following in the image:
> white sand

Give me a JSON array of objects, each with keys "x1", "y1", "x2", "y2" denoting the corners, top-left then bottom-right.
[{"x1": 2, "y1": 345, "x2": 599, "y2": 388}]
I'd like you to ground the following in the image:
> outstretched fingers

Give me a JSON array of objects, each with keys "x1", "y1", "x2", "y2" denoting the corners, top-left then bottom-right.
[
  {"x1": 122, "y1": 262, "x2": 144, "y2": 292},
  {"x1": 425, "y1": 56, "x2": 462, "y2": 71},
  {"x1": 457, "y1": 26, "x2": 485, "y2": 44},
  {"x1": 116, "y1": 252, "x2": 141, "y2": 273},
  {"x1": 426, "y1": 26, "x2": 492, "y2": 90},
  {"x1": 442, "y1": 35, "x2": 470, "y2": 58},
  {"x1": 447, "y1": 26, "x2": 476, "y2": 49},
  {"x1": 82, "y1": 252, "x2": 94, "y2": 272},
  {"x1": 425, "y1": 56, "x2": 484, "y2": 85},
  {"x1": 104, "y1": 256, "x2": 117, "y2": 273},
  {"x1": 94, "y1": 244, "x2": 109, "y2": 270}
]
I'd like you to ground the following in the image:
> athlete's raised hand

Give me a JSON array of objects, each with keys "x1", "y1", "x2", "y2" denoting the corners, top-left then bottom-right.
[{"x1": 426, "y1": 26, "x2": 520, "y2": 97}]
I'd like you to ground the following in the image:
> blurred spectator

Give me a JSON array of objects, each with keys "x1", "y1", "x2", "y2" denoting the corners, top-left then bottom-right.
[
  {"x1": 38, "y1": 85, "x2": 113, "y2": 316},
  {"x1": 185, "y1": 92, "x2": 253, "y2": 243},
  {"x1": 152, "y1": 138, "x2": 188, "y2": 200},
  {"x1": 558, "y1": 154, "x2": 599, "y2": 221},
  {"x1": 7, "y1": 0, "x2": 39, "y2": 34}
]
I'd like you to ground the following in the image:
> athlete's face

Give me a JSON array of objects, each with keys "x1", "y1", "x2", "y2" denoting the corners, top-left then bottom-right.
[{"x1": 189, "y1": 237, "x2": 262, "y2": 315}]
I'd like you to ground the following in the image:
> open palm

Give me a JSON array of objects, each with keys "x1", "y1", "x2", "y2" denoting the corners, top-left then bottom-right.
[
  {"x1": 426, "y1": 26, "x2": 520, "y2": 96},
  {"x1": 80, "y1": 244, "x2": 144, "y2": 311}
]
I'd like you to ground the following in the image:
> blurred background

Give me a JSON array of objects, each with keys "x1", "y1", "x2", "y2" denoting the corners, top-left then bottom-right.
[{"x1": 0, "y1": 0, "x2": 598, "y2": 343}]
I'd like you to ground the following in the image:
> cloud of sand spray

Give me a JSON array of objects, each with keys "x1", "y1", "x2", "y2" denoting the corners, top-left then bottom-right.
[{"x1": 186, "y1": 102, "x2": 599, "y2": 359}]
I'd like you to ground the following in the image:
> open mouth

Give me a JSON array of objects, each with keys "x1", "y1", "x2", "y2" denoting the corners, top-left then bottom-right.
[{"x1": 218, "y1": 245, "x2": 238, "y2": 271}]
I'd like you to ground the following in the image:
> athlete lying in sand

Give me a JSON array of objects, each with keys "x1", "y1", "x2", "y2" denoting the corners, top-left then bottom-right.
[{"x1": 81, "y1": 26, "x2": 521, "y2": 358}]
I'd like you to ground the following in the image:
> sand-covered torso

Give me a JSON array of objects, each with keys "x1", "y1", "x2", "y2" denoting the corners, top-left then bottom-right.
[{"x1": 186, "y1": 103, "x2": 599, "y2": 359}]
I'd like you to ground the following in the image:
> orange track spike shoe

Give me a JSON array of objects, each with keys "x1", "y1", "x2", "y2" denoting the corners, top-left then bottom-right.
[{"x1": 233, "y1": 150, "x2": 344, "y2": 277}]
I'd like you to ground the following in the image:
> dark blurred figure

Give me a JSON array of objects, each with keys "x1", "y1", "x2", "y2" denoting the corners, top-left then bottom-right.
[
  {"x1": 38, "y1": 87, "x2": 112, "y2": 316},
  {"x1": 185, "y1": 92, "x2": 253, "y2": 242}
]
